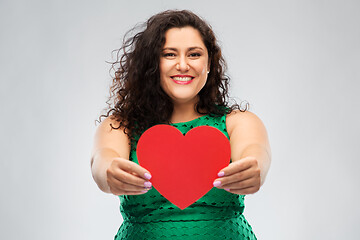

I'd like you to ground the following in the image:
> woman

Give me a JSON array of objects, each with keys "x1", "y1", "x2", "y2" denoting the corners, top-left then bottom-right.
[{"x1": 91, "y1": 10, "x2": 271, "y2": 240}]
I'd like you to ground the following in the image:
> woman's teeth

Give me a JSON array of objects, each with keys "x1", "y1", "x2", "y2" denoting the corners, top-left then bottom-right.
[{"x1": 172, "y1": 77, "x2": 193, "y2": 81}]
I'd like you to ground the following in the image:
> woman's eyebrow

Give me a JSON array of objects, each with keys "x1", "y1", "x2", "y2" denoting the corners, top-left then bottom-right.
[
  {"x1": 188, "y1": 47, "x2": 204, "y2": 51},
  {"x1": 162, "y1": 47, "x2": 204, "y2": 51},
  {"x1": 162, "y1": 47, "x2": 177, "y2": 51}
]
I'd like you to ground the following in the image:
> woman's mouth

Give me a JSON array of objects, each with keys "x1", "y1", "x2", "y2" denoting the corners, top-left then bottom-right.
[{"x1": 171, "y1": 76, "x2": 194, "y2": 85}]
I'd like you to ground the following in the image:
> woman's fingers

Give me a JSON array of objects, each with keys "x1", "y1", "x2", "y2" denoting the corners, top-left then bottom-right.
[
  {"x1": 116, "y1": 158, "x2": 152, "y2": 181},
  {"x1": 121, "y1": 190, "x2": 149, "y2": 195},
  {"x1": 218, "y1": 169, "x2": 253, "y2": 185},
  {"x1": 110, "y1": 184, "x2": 149, "y2": 196},
  {"x1": 225, "y1": 186, "x2": 260, "y2": 195},
  {"x1": 218, "y1": 157, "x2": 257, "y2": 176},
  {"x1": 214, "y1": 167, "x2": 260, "y2": 187},
  {"x1": 111, "y1": 166, "x2": 152, "y2": 188},
  {"x1": 107, "y1": 157, "x2": 152, "y2": 196},
  {"x1": 213, "y1": 156, "x2": 261, "y2": 195},
  {"x1": 108, "y1": 174, "x2": 151, "y2": 192},
  {"x1": 213, "y1": 172, "x2": 259, "y2": 192},
  {"x1": 221, "y1": 177, "x2": 259, "y2": 190}
]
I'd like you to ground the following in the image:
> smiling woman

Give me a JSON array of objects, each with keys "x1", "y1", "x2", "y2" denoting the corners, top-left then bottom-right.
[{"x1": 91, "y1": 9, "x2": 271, "y2": 240}]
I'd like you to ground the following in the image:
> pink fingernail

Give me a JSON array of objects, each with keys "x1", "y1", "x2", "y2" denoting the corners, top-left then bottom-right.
[
  {"x1": 213, "y1": 180, "x2": 221, "y2": 187},
  {"x1": 225, "y1": 188, "x2": 230, "y2": 191},
  {"x1": 141, "y1": 190, "x2": 148, "y2": 193},
  {"x1": 218, "y1": 171, "x2": 225, "y2": 177},
  {"x1": 144, "y1": 181, "x2": 152, "y2": 188},
  {"x1": 144, "y1": 173, "x2": 152, "y2": 180}
]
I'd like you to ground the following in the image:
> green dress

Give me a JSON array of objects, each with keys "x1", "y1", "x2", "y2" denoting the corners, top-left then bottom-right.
[{"x1": 114, "y1": 113, "x2": 257, "y2": 240}]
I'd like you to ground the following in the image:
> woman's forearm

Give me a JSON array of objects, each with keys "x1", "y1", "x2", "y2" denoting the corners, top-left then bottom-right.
[
  {"x1": 91, "y1": 148, "x2": 120, "y2": 193},
  {"x1": 240, "y1": 143, "x2": 271, "y2": 186}
]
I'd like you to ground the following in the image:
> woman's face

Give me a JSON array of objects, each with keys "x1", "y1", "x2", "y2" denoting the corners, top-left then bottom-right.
[{"x1": 159, "y1": 26, "x2": 210, "y2": 105}]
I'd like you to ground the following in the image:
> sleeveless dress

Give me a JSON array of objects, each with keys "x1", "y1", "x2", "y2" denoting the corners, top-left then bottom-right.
[{"x1": 114, "y1": 113, "x2": 257, "y2": 240}]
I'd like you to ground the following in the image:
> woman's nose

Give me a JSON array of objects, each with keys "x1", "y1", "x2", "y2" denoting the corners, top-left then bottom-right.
[{"x1": 176, "y1": 56, "x2": 190, "y2": 71}]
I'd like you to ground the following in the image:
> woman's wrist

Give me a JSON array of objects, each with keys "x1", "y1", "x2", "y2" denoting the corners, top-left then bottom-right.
[
  {"x1": 91, "y1": 148, "x2": 120, "y2": 193},
  {"x1": 240, "y1": 144, "x2": 271, "y2": 186}
]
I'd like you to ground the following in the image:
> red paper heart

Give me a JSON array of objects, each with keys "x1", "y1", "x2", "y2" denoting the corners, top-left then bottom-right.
[{"x1": 137, "y1": 125, "x2": 230, "y2": 210}]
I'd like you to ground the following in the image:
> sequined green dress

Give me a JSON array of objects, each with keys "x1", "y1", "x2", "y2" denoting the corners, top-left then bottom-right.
[{"x1": 114, "y1": 113, "x2": 257, "y2": 240}]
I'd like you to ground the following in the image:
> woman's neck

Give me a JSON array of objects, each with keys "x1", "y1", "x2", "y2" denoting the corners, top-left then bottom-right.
[{"x1": 170, "y1": 101, "x2": 205, "y2": 124}]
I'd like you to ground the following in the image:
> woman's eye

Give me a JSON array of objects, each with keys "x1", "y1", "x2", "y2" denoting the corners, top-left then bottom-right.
[
  {"x1": 163, "y1": 53, "x2": 175, "y2": 57},
  {"x1": 189, "y1": 53, "x2": 201, "y2": 57}
]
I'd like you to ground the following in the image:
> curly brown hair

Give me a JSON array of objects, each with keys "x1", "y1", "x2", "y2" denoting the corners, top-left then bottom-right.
[{"x1": 97, "y1": 9, "x2": 247, "y2": 140}]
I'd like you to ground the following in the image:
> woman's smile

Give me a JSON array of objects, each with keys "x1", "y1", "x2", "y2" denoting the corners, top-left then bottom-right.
[{"x1": 170, "y1": 75, "x2": 195, "y2": 85}]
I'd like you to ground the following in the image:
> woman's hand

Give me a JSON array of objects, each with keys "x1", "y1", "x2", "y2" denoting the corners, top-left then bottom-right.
[
  {"x1": 213, "y1": 156, "x2": 261, "y2": 195},
  {"x1": 106, "y1": 157, "x2": 152, "y2": 196}
]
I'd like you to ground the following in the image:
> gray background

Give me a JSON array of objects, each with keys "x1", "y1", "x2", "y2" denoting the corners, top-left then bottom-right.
[{"x1": 1, "y1": 0, "x2": 359, "y2": 239}]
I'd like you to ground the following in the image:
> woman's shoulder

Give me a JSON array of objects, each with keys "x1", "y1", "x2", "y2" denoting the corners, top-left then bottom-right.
[
  {"x1": 226, "y1": 110, "x2": 264, "y2": 137},
  {"x1": 98, "y1": 115, "x2": 123, "y2": 131}
]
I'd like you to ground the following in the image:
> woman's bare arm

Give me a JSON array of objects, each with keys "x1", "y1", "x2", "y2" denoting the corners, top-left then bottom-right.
[
  {"x1": 213, "y1": 110, "x2": 271, "y2": 194},
  {"x1": 91, "y1": 117, "x2": 151, "y2": 195}
]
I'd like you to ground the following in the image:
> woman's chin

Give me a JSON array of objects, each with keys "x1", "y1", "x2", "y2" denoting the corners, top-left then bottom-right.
[{"x1": 169, "y1": 94, "x2": 199, "y2": 105}]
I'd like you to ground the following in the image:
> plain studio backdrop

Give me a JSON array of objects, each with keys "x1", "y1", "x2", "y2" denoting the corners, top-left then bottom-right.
[{"x1": 0, "y1": 0, "x2": 359, "y2": 239}]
